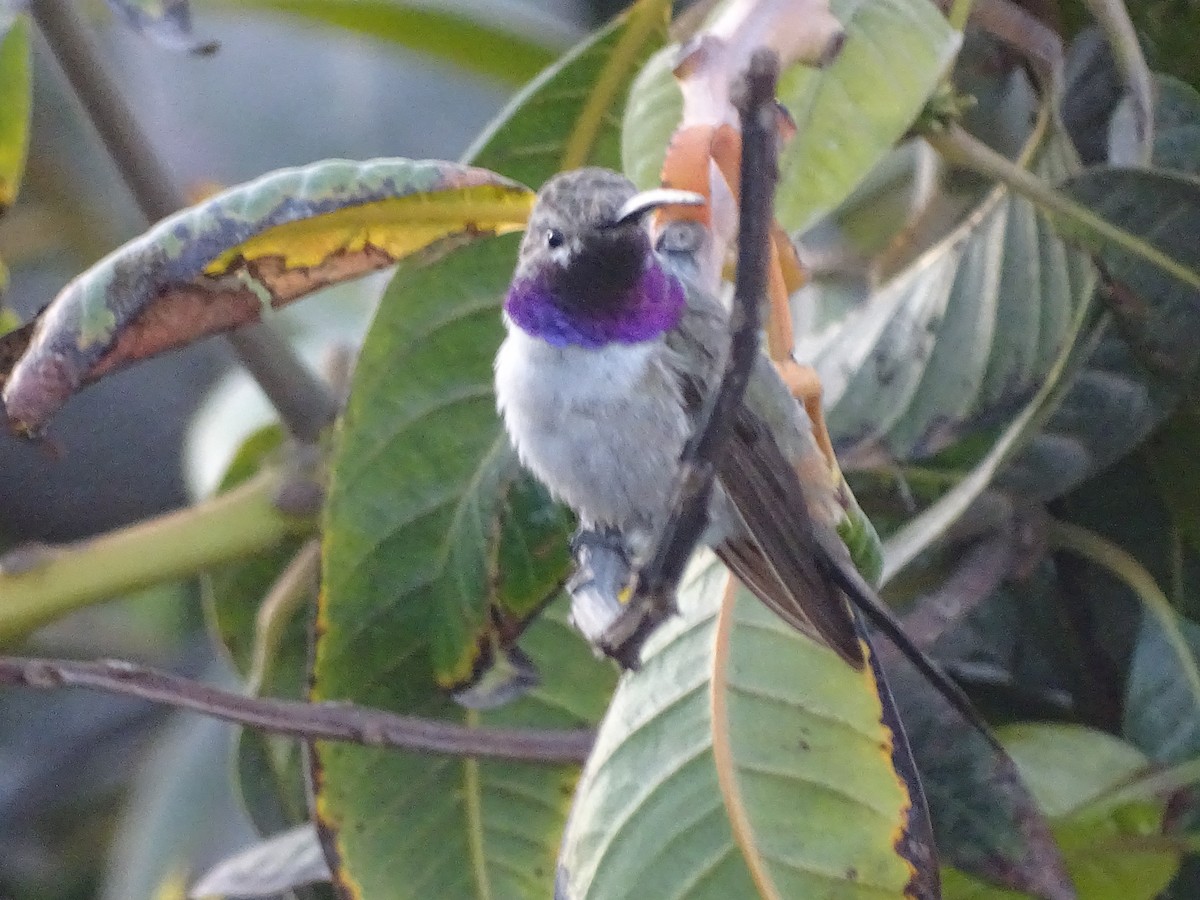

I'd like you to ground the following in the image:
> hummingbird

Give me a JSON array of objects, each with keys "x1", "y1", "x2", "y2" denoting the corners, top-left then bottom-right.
[
  {"x1": 495, "y1": 166, "x2": 872, "y2": 665},
  {"x1": 495, "y1": 165, "x2": 991, "y2": 738}
]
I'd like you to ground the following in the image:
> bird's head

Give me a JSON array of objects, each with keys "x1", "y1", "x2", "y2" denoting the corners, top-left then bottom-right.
[{"x1": 505, "y1": 168, "x2": 703, "y2": 349}]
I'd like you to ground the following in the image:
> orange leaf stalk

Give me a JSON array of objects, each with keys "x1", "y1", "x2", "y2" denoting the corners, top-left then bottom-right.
[{"x1": 651, "y1": 2, "x2": 844, "y2": 471}]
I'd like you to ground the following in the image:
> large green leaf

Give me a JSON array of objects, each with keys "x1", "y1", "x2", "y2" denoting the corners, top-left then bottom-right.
[
  {"x1": 814, "y1": 112, "x2": 1094, "y2": 467},
  {"x1": 1058, "y1": 168, "x2": 1200, "y2": 380},
  {"x1": 620, "y1": 0, "x2": 960, "y2": 234},
  {"x1": 318, "y1": 233, "x2": 564, "y2": 688},
  {"x1": 208, "y1": 0, "x2": 572, "y2": 85},
  {"x1": 314, "y1": 592, "x2": 613, "y2": 900},
  {"x1": 559, "y1": 558, "x2": 935, "y2": 899},
  {"x1": 0, "y1": 12, "x2": 30, "y2": 213},
  {"x1": 312, "y1": 4, "x2": 671, "y2": 892},
  {"x1": 1, "y1": 157, "x2": 531, "y2": 434},
  {"x1": 942, "y1": 725, "x2": 1181, "y2": 900},
  {"x1": 987, "y1": 165, "x2": 1200, "y2": 502},
  {"x1": 956, "y1": 81, "x2": 1200, "y2": 504}
]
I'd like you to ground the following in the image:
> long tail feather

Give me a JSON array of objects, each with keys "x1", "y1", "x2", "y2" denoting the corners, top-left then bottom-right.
[{"x1": 719, "y1": 403, "x2": 1000, "y2": 749}]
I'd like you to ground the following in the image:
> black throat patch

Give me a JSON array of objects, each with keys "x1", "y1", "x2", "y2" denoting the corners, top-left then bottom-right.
[{"x1": 551, "y1": 228, "x2": 650, "y2": 316}]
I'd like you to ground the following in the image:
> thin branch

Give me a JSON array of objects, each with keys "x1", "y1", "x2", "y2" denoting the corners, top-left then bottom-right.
[
  {"x1": 899, "y1": 523, "x2": 1016, "y2": 652},
  {"x1": 600, "y1": 51, "x2": 781, "y2": 664},
  {"x1": 0, "y1": 655, "x2": 595, "y2": 763},
  {"x1": 29, "y1": 0, "x2": 339, "y2": 442},
  {"x1": 0, "y1": 467, "x2": 316, "y2": 642},
  {"x1": 925, "y1": 124, "x2": 1200, "y2": 292}
]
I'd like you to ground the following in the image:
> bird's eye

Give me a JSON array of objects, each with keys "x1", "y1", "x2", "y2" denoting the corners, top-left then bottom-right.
[{"x1": 545, "y1": 228, "x2": 565, "y2": 249}]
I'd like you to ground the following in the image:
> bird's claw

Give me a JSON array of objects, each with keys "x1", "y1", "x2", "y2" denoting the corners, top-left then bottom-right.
[
  {"x1": 566, "y1": 528, "x2": 678, "y2": 668},
  {"x1": 597, "y1": 590, "x2": 678, "y2": 671},
  {"x1": 569, "y1": 526, "x2": 630, "y2": 561}
]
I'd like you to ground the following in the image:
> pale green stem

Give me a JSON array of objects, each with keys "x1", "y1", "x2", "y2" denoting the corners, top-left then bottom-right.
[
  {"x1": 947, "y1": 0, "x2": 976, "y2": 32},
  {"x1": 1080, "y1": 756, "x2": 1200, "y2": 819},
  {"x1": 1082, "y1": 0, "x2": 1154, "y2": 164},
  {"x1": 926, "y1": 125, "x2": 1200, "y2": 291},
  {"x1": 246, "y1": 538, "x2": 320, "y2": 695},
  {"x1": 0, "y1": 470, "x2": 315, "y2": 643}
]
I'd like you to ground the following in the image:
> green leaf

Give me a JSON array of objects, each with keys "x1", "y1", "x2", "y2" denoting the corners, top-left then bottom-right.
[
  {"x1": 314, "y1": 600, "x2": 614, "y2": 900},
  {"x1": 559, "y1": 559, "x2": 934, "y2": 899},
  {"x1": 1110, "y1": 74, "x2": 1200, "y2": 176},
  {"x1": 320, "y1": 236, "x2": 570, "y2": 691},
  {"x1": 1, "y1": 157, "x2": 532, "y2": 434},
  {"x1": 621, "y1": 0, "x2": 960, "y2": 234},
  {"x1": 0, "y1": 12, "x2": 30, "y2": 212},
  {"x1": 209, "y1": 0, "x2": 572, "y2": 85},
  {"x1": 877, "y1": 154, "x2": 1098, "y2": 580},
  {"x1": 943, "y1": 725, "x2": 1181, "y2": 900},
  {"x1": 1124, "y1": 612, "x2": 1200, "y2": 765},
  {"x1": 314, "y1": 236, "x2": 616, "y2": 898},
  {"x1": 465, "y1": 0, "x2": 670, "y2": 185},
  {"x1": 883, "y1": 659, "x2": 1074, "y2": 900},
  {"x1": 816, "y1": 113, "x2": 1094, "y2": 467},
  {"x1": 1059, "y1": 168, "x2": 1200, "y2": 379}
]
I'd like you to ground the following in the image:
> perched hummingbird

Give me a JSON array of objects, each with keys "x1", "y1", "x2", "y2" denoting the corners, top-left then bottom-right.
[{"x1": 495, "y1": 166, "x2": 870, "y2": 665}]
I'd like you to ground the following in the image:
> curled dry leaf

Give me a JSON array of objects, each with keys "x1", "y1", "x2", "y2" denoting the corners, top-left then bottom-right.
[{"x1": 1, "y1": 158, "x2": 532, "y2": 435}]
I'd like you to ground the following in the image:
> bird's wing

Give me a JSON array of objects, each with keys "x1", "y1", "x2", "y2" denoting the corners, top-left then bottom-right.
[
  {"x1": 664, "y1": 293, "x2": 864, "y2": 667},
  {"x1": 715, "y1": 403, "x2": 866, "y2": 667},
  {"x1": 667, "y1": 300, "x2": 995, "y2": 735}
]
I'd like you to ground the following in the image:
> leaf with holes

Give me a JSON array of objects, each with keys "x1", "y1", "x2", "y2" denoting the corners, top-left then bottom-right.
[{"x1": 1, "y1": 157, "x2": 532, "y2": 434}]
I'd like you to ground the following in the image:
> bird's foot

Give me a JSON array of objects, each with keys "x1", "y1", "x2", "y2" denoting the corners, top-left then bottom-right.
[
  {"x1": 597, "y1": 589, "x2": 679, "y2": 671},
  {"x1": 569, "y1": 526, "x2": 629, "y2": 561},
  {"x1": 567, "y1": 528, "x2": 633, "y2": 648},
  {"x1": 566, "y1": 528, "x2": 679, "y2": 669}
]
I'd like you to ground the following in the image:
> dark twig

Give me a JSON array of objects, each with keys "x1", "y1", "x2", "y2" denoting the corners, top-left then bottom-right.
[
  {"x1": 0, "y1": 656, "x2": 595, "y2": 763},
  {"x1": 599, "y1": 51, "x2": 781, "y2": 665},
  {"x1": 29, "y1": 0, "x2": 339, "y2": 443}
]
